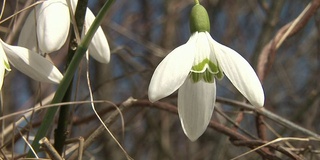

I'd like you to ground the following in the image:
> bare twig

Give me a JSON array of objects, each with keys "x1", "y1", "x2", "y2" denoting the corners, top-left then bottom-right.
[
  {"x1": 68, "y1": 97, "x2": 136, "y2": 160},
  {"x1": 216, "y1": 97, "x2": 320, "y2": 138},
  {"x1": 132, "y1": 99, "x2": 306, "y2": 160},
  {"x1": 257, "y1": 0, "x2": 320, "y2": 82},
  {"x1": 256, "y1": 114, "x2": 268, "y2": 141},
  {"x1": 65, "y1": 137, "x2": 84, "y2": 160},
  {"x1": 2, "y1": 0, "x2": 44, "y2": 44},
  {"x1": 231, "y1": 137, "x2": 313, "y2": 160},
  {"x1": 39, "y1": 137, "x2": 63, "y2": 160},
  {"x1": 214, "y1": 108, "x2": 257, "y2": 139}
]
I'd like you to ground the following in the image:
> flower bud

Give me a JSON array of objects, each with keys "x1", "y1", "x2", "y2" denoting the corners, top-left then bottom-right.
[{"x1": 189, "y1": 4, "x2": 210, "y2": 33}]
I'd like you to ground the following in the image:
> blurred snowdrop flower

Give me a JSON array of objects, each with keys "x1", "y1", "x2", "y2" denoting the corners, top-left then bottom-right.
[
  {"x1": 0, "y1": 41, "x2": 11, "y2": 91},
  {"x1": 19, "y1": 0, "x2": 110, "y2": 63},
  {"x1": 148, "y1": 3, "x2": 264, "y2": 141},
  {"x1": 0, "y1": 39, "x2": 63, "y2": 90}
]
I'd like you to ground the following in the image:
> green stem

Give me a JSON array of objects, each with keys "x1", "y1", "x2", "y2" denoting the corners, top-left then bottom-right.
[
  {"x1": 27, "y1": 0, "x2": 115, "y2": 157},
  {"x1": 194, "y1": 0, "x2": 200, "y2": 5},
  {"x1": 54, "y1": 0, "x2": 88, "y2": 155}
]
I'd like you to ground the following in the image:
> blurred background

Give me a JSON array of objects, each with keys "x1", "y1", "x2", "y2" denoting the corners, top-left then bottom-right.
[{"x1": 0, "y1": 0, "x2": 319, "y2": 159}]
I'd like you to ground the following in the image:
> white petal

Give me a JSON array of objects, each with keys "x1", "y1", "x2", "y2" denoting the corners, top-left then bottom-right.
[
  {"x1": 178, "y1": 78, "x2": 216, "y2": 141},
  {"x1": 0, "y1": 44, "x2": 10, "y2": 71},
  {"x1": 70, "y1": 0, "x2": 110, "y2": 63},
  {"x1": 0, "y1": 63, "x2": 4, "y2": 91},
  {"x1": 18, "y1": 10, "x2": 38, "y2": 51},
  {"x1": 0, "y1": 40, "x2": 63, "y2": 83},
  {"x1": 36, "y1": 0, "x2": 70, "y2": 53},
  {"x1": 70, "y1": 0, "x2": 77, "y2": 9},
  {"x1": 0, "y1": 43, "x2": 10, "y2": 91},
  {"x1": 85, "y1": 9, "x2": 110, "y2": 63},
  {"x1": 193, "y1": 32, "x2": 215, "y2": 67},
  {"x1": 148, "y1": 41, "x2": 196, "y2": 102},
  {"x1": 210, "y1": 37, "x2": 265, "y2": 107},
  {"x1": 0, "y1": 45, "x2": 7, "y2": 90}
]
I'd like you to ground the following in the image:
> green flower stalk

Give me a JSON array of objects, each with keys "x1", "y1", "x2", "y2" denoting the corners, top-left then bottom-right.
[{"x1": 26, "y1": 0, "x2": 115, "y2": 157}]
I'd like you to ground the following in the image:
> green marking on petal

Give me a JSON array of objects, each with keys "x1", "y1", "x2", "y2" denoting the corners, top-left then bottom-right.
[
  {"x1": 191, "y1": 58, "x2": 219, "y2": 74},
  {"x1": 191, "y1": 72, "x2": 201, "y2": 83},
  {"x1": 208, "y1": 60, "x2": 219, "y2": 73},
  {"x1": 216, "y1": 68, "x2": 224, "y2": 80},
  {"x1": 4, "y1": 60, "x2": 11, "y2": 71},
  {"x1": 192, "y1": 58, "x2": 208, "y2": 72},
  {"x1": 190, "y1": 58, "x2": 223, "y2": 83},
  {"x1": 203, "y1": 70, "x2": 214, "y2": 83}
]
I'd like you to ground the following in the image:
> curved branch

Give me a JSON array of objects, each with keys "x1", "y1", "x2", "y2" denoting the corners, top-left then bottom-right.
[
  {"x1": 216, "y1": 97, "x2": 320, "y2": 138},
  {"x1": 257, "y1": 0, "x2": 320, "y2": 81},
  {"x1": 132, "y1": 99, "x2": 304, "y2": 160}
]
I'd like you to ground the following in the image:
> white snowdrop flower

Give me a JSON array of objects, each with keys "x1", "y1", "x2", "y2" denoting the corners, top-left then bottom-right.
[
  {"x1": 0, "y1": 39, "x2": 63, "y2": 86},
  {"x1": 19, "y1": 0, "x2": 110, "y2": 63},
  {"x1": 148, "y1": 3, "x2": 264, "y2": 141}
]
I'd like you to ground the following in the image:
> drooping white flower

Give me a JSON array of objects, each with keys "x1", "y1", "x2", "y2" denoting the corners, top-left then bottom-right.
[
  {"x1": 0, "y1": 39, "x2": 63, "y2": 88},
  {"x1": 18, "y1": 0, "x2": 70, "y2": 54},
  {"x1": 18, "y1": 0, "x2": 110, "y2": 63},
  {"x1": 148, "y1": 3, "x2": 264, "y2": 141},
  {"x1": 81, "y1": 7, "x2": 111, "y2": 63}
]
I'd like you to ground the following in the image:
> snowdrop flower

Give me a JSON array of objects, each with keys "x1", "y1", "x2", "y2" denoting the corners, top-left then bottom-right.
[
  {"x1": 18, "y1": 0, "x2": 110, "y2": 63},
  {"x1": 148, "y1": 3, "x2": 264, "y2": 141},
  {"x1": 0, "y1": 39, "x2": 63, "y2": 91}
]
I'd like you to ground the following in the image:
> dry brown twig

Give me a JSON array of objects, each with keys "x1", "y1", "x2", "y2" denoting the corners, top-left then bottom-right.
[
  {"x1": 67, "y1": 97, "x2": 135, "y2": 160},
  {"x1": 132, "y1": 99, "x2": 311, "y2": 160},
  {"x1": 39, "y1": 137, "x2": 63, "y2": 160},
  {"x1": 254, "y1": 1, "x2": 320, "y2": 156},
  {"x1": 257, "y1": 0, "x2": 320, "y2": 82}
]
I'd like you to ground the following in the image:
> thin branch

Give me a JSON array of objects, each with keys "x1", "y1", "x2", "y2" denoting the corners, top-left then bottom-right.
[
  {"x1": 39, "y1": 137, "x2": 63, "y2": 160},
  {"x1": 132, "y1": 99, "x2": 303, "y2": 160},
  {"x1": 68, "y1": 97, "x2": 135, "y2": 160},
  {"x1": 216, "y1": 97, "x2": 320, "y2": 138},
  {"x1": 257, "y1": 0, "x2": 320, "y2": 82}
]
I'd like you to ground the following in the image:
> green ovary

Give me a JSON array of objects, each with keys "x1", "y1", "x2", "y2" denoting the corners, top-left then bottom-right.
[{"x1": 190, "y1": 58, "x2": 224, "y2": 83}]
